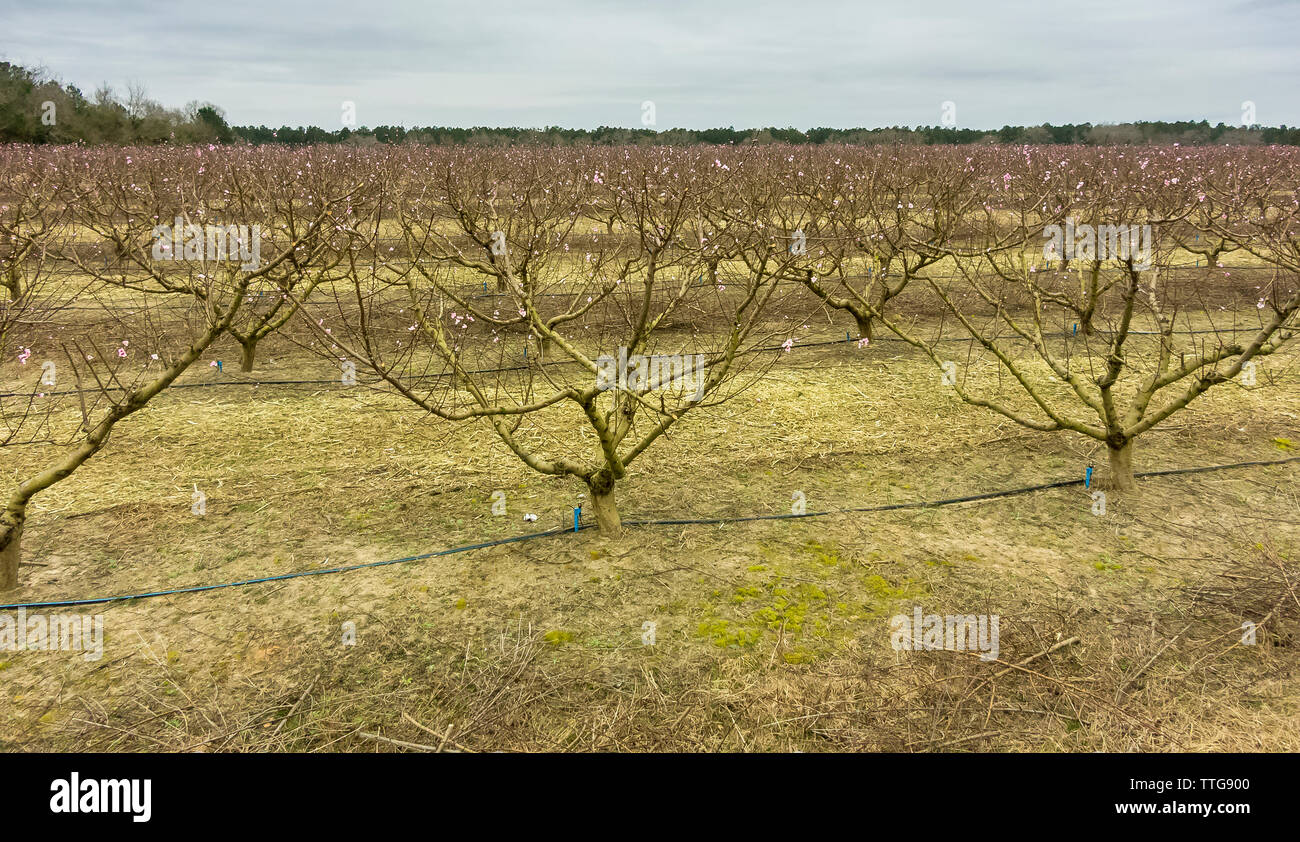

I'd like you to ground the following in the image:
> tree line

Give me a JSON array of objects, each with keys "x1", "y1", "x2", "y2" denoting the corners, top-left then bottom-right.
[{"x1": 4, "y1": 61, "x2": 1300, "y2": 147}]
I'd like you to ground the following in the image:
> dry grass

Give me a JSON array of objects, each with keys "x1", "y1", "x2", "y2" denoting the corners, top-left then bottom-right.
[{"x1": 1, "y1": 306, "x2": 1298, "y2": 752}]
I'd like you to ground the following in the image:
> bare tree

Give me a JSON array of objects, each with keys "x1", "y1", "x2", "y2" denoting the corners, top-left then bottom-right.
[
  {"x1": 784, "y1": 147, "x2": 987, "y2": 341},
  {"x1": 0, "y1": 145, "x2": 75, "y2": 305},
  {"x1": 303, "y1": 147, "x2": 801, "y2": 534},
  {"x1": 0, "y1": 146, "x2": 353, "y2": 589},
  {"x1": 875, "y1": 147, "x2": 1299, "y2": 489}
]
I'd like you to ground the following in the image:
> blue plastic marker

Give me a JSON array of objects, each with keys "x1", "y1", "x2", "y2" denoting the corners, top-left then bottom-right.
[
  {"x1": 574, "y1": 507, "x2": 581, "y2": 532},
  {"x1": 1085, "y1": 465, "x2": 1093, "y2": 489},
  {"x1": 1072, "y1": 323, "x2": 1078, "y2": 336},
  {"x1": 216, "y1": 360, "x2": 223, "y2": 372}
]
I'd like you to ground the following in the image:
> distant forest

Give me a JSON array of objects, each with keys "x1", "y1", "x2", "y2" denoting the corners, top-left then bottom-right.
[{"x1": 5, "y1": 61, "x2": 1299, "y2": 147}]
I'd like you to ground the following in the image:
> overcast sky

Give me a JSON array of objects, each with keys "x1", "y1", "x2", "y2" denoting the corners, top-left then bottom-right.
[{"x1": 3, "y1": 0, "x2": 1298, "y2": 130}]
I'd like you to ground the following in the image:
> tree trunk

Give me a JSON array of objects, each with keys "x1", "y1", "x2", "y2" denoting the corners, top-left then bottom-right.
[
  {"x1": 5, "y1": 264, "x2": 22, "y2": 303},
  {"x1": 854, "y1": 311, "x2": 874, "y2": 341},
  {"x1": 0, "y1": 510, "x2": 24, "y2": 591},
  {"x1": 585, "y1": 471, "x2": 622, "y2": 537},
  {"x1": 239, "y1": 341, "x2": 257, "y2": 373},
  {"x1": 1107, "y1": 440, "x2": 1136, "y2": 491}
]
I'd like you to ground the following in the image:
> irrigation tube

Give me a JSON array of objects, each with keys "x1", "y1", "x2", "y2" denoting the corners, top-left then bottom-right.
[
  {"x1": 0, "y1": 336, "x2": 858, "y2": 398},
  {"x1": 0, "y1": 327, "x2": 1264, "y2": 399},
  {"x1": 3, "y1": 455, "x2": 1296, "y2": 611}
]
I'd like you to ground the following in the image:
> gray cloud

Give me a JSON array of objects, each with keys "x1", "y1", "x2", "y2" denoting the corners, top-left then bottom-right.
[{"x1": 2, "y1": 0, "x2": 1297, "y2": 129}]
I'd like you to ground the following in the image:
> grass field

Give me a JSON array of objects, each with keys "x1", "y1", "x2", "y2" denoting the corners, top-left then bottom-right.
[{"x1": 3, "y1": 311, "x2": 1298, "y2": 752}]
